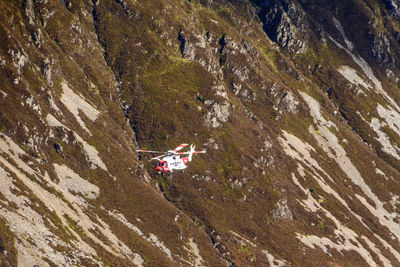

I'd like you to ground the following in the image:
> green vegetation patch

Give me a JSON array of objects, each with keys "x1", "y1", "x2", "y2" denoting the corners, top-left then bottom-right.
[{"x1": 63, "y1": 214, "x2": 86, "y2": 238}]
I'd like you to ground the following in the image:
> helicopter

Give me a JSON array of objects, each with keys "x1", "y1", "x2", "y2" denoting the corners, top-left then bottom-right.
[{"x1": 136, "y1": 144, "x2": 206, "y2": 174}]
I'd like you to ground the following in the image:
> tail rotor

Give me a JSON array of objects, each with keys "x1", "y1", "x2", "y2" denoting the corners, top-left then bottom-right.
[{"x1": 188, "y1": 144, "x2": 195, "y2": 162}]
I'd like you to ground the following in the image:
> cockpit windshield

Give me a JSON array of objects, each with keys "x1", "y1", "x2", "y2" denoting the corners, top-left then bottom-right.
[{"x1": 158, "y1": 161, "x2": 167, "y2": 167}]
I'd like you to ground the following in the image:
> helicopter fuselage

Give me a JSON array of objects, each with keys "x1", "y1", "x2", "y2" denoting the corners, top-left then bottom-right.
[
  {"x1": 137, "y1": 144, "x2": 205, "y2": 175},
  {"x1": 156, "y1": 155, "x2": 189, "y2": 174}
]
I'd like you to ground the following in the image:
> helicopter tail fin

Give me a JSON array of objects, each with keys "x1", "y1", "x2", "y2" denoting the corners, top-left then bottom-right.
[{"x1": 188, "y1": 144, "x2": 195, "y2": 162}]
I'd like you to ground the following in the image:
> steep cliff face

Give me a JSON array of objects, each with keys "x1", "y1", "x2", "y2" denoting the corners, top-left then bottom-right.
[{"x1": 2, "y1": 0, "x2": 400, "y2": 266}]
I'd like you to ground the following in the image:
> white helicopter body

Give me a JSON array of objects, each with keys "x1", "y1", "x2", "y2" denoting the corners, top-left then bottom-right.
[{"x1": 137, "y1": 144, "x2": 206, "y2": 174}]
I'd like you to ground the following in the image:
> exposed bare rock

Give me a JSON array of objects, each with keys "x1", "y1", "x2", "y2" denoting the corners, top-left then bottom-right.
[
  {"x1": 41, "y1": 58, "x2": 53, "y2": 85},
  {"x1": 282, "y1": 90, "x2": 299, "y2": 113},
  {"x1": 178, "y1": 30, "x2": 196, "y2": 61},
  {"x1": 204, "y1": 100, "x2": 230, "y2": 128},
  {"x1": 386, "y1": 68, "x2": 400, "y2": 83},
  {"x1": 23, "y1": 0, "x2": 35, "y2": 25},
  {"x1": 31, "y1": 28, "x2": 43, "y2": 48},
  {"x1": 257, "y1": 0, "x2": 308, "y2": 53},
  {"x1": 271, "y1": 198, "x2": 293, "y2": 220},
  {"x1": 368, "y1": 31, "x2": 394, "y2": 65},
  {"x1": 384, "y1": 0, "x2": 400, "y2": 19},
  {"x1": 211, "y1": 83, "x2": 228, "y2": 99},
  {"x1": 59, "y1": 81, "x2": 100, "y2": 134},
  {"x1": 9, "y1": 49, "x2": 28, "y2": 78}
]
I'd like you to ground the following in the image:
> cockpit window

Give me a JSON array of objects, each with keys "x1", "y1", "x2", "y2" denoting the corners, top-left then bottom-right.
[{"x1": 158, "y1": 161, "x2": 167, "y2": 167}]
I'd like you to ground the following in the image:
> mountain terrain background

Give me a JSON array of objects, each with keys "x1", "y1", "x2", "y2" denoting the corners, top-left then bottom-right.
[{"x1": 2, "y1": 0, "x2": 400, "y2": 266}]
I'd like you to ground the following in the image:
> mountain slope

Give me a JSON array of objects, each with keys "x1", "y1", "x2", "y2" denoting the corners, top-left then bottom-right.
[{"x1": 1, "y1": 0, "x2": 400, "y2": 266}]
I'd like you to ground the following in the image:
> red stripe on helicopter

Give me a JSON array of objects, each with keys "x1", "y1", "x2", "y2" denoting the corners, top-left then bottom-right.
[{"x1": 174, "y1": 144, "x2": 189, "y2": 152}]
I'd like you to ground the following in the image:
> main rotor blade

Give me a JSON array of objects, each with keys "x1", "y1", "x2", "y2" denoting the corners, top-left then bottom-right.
[
  {"x1": 193, "y1": 151, "x2": 206, "y2": 154},
  {"x1": 176, "y1": 151, "x2": 206, "y2": 155},
  {"x1": 151, "y1": 155, "x2": 164, "y2": 160},
  {"x1": 173, "y1": 144, "x2": 189, "y2": 152},
  {"x1": 136, "y1": 150, "x2": 164, "y2": 154}
]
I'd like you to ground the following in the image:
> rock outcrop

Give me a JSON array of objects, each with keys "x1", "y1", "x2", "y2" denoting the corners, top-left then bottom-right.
[{"x1": 257, "y1": 0, "x2": 309, "y2": 53}]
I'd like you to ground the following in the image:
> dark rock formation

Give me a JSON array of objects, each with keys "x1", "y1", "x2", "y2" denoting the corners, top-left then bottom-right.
[
  {"x1": 178, "y1": 30, "x2": 196, "y2": 60},
  {"x1": 368, "y1": 31, "x2": 394, "y2": 65},
  {"x1": 255, "y1": 0, "x2": 308, "y2": 53},
  {"x1": 384, "y1": 0, "x2": 400, "y2": 20}
]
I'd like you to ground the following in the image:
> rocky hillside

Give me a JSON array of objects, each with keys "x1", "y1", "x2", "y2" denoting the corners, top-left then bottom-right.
[{"x1": 2, "y1": 0, "x2": 400, "y2": 265}]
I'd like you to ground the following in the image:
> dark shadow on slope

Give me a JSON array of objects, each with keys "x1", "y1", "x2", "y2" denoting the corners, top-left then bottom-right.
[
  {"x1": 249, "y1": 0, "x2": 278, "y2": 42},
  {"x1": 250, "y1": 0, "x2": 309, "y2": 53}
]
